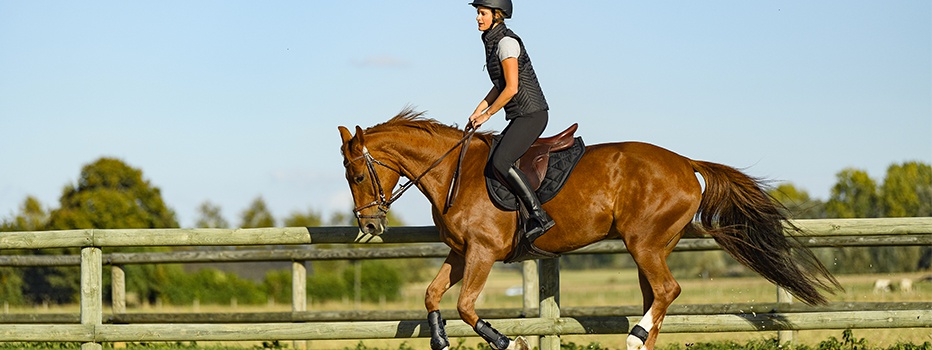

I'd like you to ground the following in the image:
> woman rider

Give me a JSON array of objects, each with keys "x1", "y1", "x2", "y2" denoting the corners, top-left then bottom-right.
[{"x1": 467, "y1": 0, "x2": 554, "y2": 241}]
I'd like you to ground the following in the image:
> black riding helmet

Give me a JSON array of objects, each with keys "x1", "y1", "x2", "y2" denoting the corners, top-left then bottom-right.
[{"x1": 469, "y1": 0, "x2": 513, "y2": 19}]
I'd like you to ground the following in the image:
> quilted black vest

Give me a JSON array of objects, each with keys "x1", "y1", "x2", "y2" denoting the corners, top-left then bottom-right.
[{"x1": 482, "y1": 24, "x2": 549, "y2": 120}]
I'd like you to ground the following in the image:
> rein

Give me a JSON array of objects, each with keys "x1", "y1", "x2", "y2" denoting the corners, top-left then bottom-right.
[{"x1": 346, "y1": 126, "x2": 477, "y2": 219}]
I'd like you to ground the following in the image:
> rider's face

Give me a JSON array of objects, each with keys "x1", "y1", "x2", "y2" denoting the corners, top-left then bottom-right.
[{"x1": 476, "y1": 7, "x2": 495, "y2": 31}]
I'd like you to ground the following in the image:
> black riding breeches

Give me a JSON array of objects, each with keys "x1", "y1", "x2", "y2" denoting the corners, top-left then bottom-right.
[{"x1": 490, "y1": 110, "x2": 549, "y2": 176}]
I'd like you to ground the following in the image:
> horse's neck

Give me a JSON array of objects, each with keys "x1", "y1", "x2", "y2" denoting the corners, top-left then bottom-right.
[{"x1": 371, "y1": 130, "x2": 463, "y2": 206}]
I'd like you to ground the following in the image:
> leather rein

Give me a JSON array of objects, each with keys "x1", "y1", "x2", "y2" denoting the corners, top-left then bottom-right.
[{"x1": 345, "y1": 126, "x2": 477, "y2": 220}]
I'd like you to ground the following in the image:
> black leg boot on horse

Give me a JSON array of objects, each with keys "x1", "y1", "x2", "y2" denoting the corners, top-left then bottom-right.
[{"x1": 502, "y1": 166, "x2": 554, "y2": 241}]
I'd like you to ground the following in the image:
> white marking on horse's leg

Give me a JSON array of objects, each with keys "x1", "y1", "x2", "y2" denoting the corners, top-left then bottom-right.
[
  {"x1": 505, "y1": 336, "x2": 529, "y2": 350},
  {"x1": 626, "y1": 307, "x2": 653, "y2": 350}
]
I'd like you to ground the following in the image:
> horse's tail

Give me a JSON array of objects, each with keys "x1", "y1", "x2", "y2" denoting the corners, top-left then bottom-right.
[{"x1": 690, "y1": 160, "x2": 842, "y2": 305}]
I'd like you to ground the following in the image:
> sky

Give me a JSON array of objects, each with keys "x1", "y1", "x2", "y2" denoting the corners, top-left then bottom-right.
[{"x1": 1, "y1": 1, "x2": 930, "y2": 228}]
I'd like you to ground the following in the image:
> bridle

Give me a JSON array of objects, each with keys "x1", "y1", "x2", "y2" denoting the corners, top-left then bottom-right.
[{"x1": 344, "y1": 126, "x2": 477, "y2": 220}]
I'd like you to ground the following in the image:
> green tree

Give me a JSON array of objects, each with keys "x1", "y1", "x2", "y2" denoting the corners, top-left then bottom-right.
[
  {"x1": 32, "y1": 157, "x2": 180, "y2": 304},
  {"x1": 194, "y1": 201, "x2": 229, "y2": 228},
  {"x1": 881, "y1": 161, "x2": 932, "y2": 217},
  {"x1": 825, "y1": 168, "x2": 880, "y2": 218},
  {"x1": 880, "y1": 161, "x2": 932, "y2": 272},
  {"x1": 240, "y1": 197, "x2": 275, "y2": 228},
  {"x1": 47, "y1": 157, "x2": 178, "y2": 229}
]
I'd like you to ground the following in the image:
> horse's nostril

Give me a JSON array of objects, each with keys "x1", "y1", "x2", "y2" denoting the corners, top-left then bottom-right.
[{"x1": 365, "y1": 223, "x2": 378, "y2": 233}]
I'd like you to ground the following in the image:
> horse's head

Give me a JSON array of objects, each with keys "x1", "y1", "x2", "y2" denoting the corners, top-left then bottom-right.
[{"x1": 338, "y1": 125, "x2": 401, "y2": 236}]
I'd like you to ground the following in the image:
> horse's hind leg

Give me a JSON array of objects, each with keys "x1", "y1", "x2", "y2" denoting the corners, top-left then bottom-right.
[
  {"x1": 425, "y1": 252, "x2": 465, "y2": 350},
  {"x1": 622, "y1": 219, "x2": 688, "y2": 350},
  {"x1": 627, "y1": 249, "x2": 681, "y2": 350}
]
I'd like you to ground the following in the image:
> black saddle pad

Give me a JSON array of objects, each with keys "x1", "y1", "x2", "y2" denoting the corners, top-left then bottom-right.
[{"x1": 485, "y1": 136, "x2": 586, "y2": 211}]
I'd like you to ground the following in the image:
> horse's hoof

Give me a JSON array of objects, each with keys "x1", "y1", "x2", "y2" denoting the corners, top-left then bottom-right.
[{"x1": 508, "y1": 336, "x2": 530, "y2": 350}]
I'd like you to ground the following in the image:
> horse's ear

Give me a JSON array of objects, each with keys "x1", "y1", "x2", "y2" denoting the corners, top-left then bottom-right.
[
  {"x1": 354, "y1": 125, "x2": 366, "y2": 145},
  {"x1": 338, "y1": 126, "x2": 353, "y2": 144}
]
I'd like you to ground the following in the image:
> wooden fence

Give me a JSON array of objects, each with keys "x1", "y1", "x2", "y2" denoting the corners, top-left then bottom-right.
[{"x1": 0, "y1": 218, "x2": 930, "y2": 350}]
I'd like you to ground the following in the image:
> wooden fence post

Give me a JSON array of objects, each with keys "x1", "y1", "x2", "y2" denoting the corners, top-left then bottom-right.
[
  {"x1": 522, "y1": 259, "x2": 540, "y2": 349},
  {"x1": 539, "y1": 258, "x2": 560, "y2": 350},
  {"x1": 293, "y1": 260, "x2": 308, "y2": 350},
  {"x1": 777, "y1": 286, "x2": 796, "y2": 345},
  {"x1": 81, "y1": 246, "x2": 102, "y2": 350},
  {"x1": 111, "y1": 265, "x2": 126, "y2": 314}
]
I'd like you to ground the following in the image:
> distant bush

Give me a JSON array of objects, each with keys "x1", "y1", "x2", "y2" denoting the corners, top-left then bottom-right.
[
  {"x1": 343, "y1": 261, "x2": 403, "y2": 302},
  {"x1": 308, "y1": 270, "x2": 348, "y2": 302},
  {"x1": 262, "y1": 269, "x2": 292, "y2": 304},
  {"x1": 161, "y1": 268, "x2": 265, "y2": 305}
]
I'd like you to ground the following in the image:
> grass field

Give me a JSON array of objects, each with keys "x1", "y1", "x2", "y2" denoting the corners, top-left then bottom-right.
[{"x1": 8, "y1": 267, "x2": 931, "y2": 350}]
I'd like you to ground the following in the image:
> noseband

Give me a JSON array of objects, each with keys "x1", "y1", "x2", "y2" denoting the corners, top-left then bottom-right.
[{"x1": 344, "y1": 127, "x2": 477, "y2": 220}]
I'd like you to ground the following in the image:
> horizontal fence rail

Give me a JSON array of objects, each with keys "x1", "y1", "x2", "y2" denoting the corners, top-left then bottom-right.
[
  {"x1": 3, "y1": 218, "x2": 931, "y2": 250},
  {"x1": 3, "y1": 235, "x2": 932, "y2": 267},
  {"x1": 1, "y1": 218, "x2": 931, "y2": 349},
  {"x1": 0, "y1": 311, "x2": 929, "y2": 342},
  {"x1": 4, "y1": 302, "x2": 931, "y2": 324}
]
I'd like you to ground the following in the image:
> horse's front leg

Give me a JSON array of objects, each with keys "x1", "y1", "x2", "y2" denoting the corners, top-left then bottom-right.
[
  {"x1": 425, "y1": 252, "x2": 465, "y2": 350},
  {"x1": 456, "y1": 247, "x2": 523, "y2": 350}
]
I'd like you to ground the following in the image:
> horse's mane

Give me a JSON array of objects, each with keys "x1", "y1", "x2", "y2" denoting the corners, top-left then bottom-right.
[{"x1": 367, "y1": 108, "x2": 495, "y2": 141}]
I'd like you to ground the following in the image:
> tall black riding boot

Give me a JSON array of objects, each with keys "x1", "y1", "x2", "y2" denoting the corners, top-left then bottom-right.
[{"x1": 502, "y1": 166, "x2": 555, "y2": 241}]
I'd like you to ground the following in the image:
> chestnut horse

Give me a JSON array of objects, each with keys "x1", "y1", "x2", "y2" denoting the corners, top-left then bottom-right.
[{"x1": 338, "y1": 110, "x2": 840, "y2": 350}]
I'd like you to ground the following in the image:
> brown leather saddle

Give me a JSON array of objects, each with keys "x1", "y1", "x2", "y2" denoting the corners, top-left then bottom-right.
[{"x1": 517, "y1": 123, "x2": 578, "y2": 190}]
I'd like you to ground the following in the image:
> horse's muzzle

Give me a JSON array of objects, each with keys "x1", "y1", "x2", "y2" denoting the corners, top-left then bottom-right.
[{"x1": 357, "y1": 217, "x2": 387, "y2": 236}]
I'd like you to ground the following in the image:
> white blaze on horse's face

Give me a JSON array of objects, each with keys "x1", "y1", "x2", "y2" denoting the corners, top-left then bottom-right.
[{"x1": 338, "y1": 125, "x2": 394, "y2": 236}]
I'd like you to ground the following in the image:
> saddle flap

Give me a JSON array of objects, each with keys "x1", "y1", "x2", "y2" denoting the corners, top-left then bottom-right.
[{"x1": 518, "y1": 144, "x2": 550, "y2": 190}]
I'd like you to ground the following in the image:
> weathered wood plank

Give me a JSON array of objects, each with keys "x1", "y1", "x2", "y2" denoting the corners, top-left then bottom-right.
[
  {"x1": 10, "y1": 302, "x2": 924, "y2": 325},
  {"x1": 83, "y1": 302, "x2": 923, "y2": 323},
  {"x1": 13, "y1": 310, "x2": 922, "y2": 342},
  {"x1": 91, "y1": 227, "x2": 313, "y2": 247},
  {"x1": 0, "y1": 325, "x2": 93, "y2": 341},
  {"x1": 111, "y1": 265, "x2": 126, "y2": 314},
  {"x1": 80, "y1": 247, "x2": 103, "y2": 349},
  {"x1": 791, "y1": 217, "x2": 932, "y2": 236},
  {"x1": 80, "y1": 247, "x2": 103, "y2": 326},
  {"x1": 0, "y1": 230, "x2": 92, "y2": 249},
  {"x1": 1, "y1": 218, "x2": 929, "y2": 250},
  {"x1": 3, "y1": 235, "x2": 930, "y2": 268},
  {"x1": 0, "y1": 314, "x2": 80, "y2": 323}
]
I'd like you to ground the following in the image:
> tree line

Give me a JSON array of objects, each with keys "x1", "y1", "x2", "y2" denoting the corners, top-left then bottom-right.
[{"x1": 1, "y1": 157, "x2": 930, "y2": 306}]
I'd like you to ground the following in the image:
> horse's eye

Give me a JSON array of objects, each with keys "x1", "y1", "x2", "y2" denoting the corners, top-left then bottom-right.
[{"x1": 354, "y1": 175, "x2": 365, "y2": 184}]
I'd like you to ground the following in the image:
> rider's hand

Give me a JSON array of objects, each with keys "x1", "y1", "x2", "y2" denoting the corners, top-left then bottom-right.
[{"x1": 468, "y1": 111, "x2": 491, "y2": 129}]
